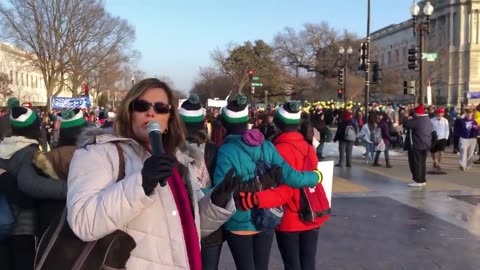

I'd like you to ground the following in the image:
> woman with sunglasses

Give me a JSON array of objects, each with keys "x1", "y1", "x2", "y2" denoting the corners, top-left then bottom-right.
[{"x1": 66, "y1": 78, "x2": 239, "y2": 270}]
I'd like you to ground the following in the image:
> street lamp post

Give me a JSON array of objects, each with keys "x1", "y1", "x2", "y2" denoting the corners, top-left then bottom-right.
[
  {"x1": 264, "y1": 90, "x2": 268, "y2": 110},
  {"x1": 339, "y1": 46, "x2": 353, "y2": 106},
  {"x1": 410, "y1": 0, "x2": 434, "y2": 105}
]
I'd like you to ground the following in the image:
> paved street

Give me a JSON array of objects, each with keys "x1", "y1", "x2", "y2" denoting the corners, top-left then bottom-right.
[{"x1": 219, "y1": 147, "x2": 480, "y2": 269}]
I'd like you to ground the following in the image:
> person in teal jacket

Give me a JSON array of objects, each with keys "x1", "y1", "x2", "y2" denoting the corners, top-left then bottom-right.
[{"x1": 214, "y1": 95, "x2": 322, "y2": 270}]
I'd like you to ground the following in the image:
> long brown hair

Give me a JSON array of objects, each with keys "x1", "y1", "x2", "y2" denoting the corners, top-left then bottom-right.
[{"x1": 115, "y1": 78, "x2": 185, "y2": 155}]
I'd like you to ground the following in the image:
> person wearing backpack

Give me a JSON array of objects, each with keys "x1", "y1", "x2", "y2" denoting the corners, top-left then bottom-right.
[
  {"x1": 0, "y1": 105, "x2": 68, "y2": 270},
  {"x1": 333, "y1": 110, "x2": 355, "y2": 167},
  {"x1": 179, "y1": 94, "x2": 223, "y2": 270},
  {"x1": 373, "y1": 112, "x2": 393, "y2": 168},
  {"x1": 235, "y1": 101, "x2": 330, "y2": 270},
  {"x1": 357, "y1": 113, "x2": 381, "y2": 164},
  {"x1": 214, "y1": 97, "x2": 323, "y2": 270}
]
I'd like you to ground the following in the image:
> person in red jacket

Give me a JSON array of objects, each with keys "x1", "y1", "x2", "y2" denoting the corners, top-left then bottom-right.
[{"x1": 237, "y1": 101, "x2": 328, "y2": 270}]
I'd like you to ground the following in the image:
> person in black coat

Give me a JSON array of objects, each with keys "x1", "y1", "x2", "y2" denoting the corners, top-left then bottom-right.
[
  {"x1": 403, "y1": 105, "x2": 433, "y2": 187},
  {"x1": 334, "y1": 111, "x2": 355, "y2": 167}
]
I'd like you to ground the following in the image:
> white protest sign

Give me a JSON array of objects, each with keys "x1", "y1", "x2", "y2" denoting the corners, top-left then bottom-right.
[
  {"x1": 207, "y1": 98, "x2": 227, "y2": 108},
  {"x1": 317, "y1": 160, "x2": 334, "y2": 207}
]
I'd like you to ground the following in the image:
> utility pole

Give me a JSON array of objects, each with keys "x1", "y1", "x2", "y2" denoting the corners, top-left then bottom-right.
[
  {"x1": 410, "y1": 1, "x2": 434, "y2": 104},
  {"x1": 248, "y1": 69, "x2": 255, "y2": 123},
  {"x1": 364, "y1": 0, "x2": 371, "y2": 122},
  {"x1": 418, "y1": 27, "x2": 424, "y2": 104}
]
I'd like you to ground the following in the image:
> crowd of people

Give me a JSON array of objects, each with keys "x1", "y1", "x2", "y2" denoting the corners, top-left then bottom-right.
[
  {"x1": 215, "y1": 100, "x2": 478, "y2": 188},
  {"x1": 1, "y1": 80, "x2": 479, "y2": 269},
  {"x1": 0, "y1": 78, "x2": 330, "y2": 270}
]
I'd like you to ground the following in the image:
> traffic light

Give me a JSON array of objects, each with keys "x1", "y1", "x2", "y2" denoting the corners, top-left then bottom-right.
[
  {"x1": 338, "y1": 68, "x2": 344, "y2": 86},
  {"x1": 359, "y1": 42, "x2": 368, "y2": 70},
  {"x1": 403, "y1": 80, "x2": 416, "y2": 95},
  {"x1": 408, "y1": 46, "x2": 419, "y2": 70},
  {"x1": 337, "y1": 88, "x2": 343, "y2": 99},
  {"x1": 372, "y1": 63, "x2": 382, "y2": 84},
  {"x1": 248, "y1": 69, "x2": 254, "y2": 80}
]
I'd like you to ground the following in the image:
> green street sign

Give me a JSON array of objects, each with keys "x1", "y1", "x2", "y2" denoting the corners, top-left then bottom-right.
[
  {"x1": 422, "y1": 53, "x2": 437, "y2": 61},
  {"x1": 252, "y1": 76, "x2": 260, "y2": 80},
  {"x1": 252, "y1": 83, "x2": 263, "y2": 87}
]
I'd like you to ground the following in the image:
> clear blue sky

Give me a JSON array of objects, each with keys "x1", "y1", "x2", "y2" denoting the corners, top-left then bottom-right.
[{"x1": 105, "y1": 0, "x2": 412, "y2": 93}]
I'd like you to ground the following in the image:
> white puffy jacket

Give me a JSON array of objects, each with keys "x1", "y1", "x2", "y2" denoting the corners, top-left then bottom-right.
[{"x1": 67, "y1": 131, "x2": 235, "y2": 269}]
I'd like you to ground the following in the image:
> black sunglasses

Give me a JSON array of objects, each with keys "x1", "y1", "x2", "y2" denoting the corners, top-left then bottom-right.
[{"x1": 131, "y1": 99, "x2": 171, "y2": 114}]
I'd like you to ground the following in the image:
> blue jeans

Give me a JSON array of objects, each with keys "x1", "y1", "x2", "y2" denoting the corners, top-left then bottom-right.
[{"x1": 364, "y1": 142, "x2": 375, "y2": 162}]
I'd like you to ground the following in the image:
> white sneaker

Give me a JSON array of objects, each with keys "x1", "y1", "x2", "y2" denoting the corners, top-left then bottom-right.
[{"x1": 408, "y1": 182, "x2": 426, "y2": 187}]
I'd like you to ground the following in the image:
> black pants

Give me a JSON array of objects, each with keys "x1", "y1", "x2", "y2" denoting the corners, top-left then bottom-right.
[
  {"x1": 225, "y1": 230, "x2": 274, "y2": 270},
  {"x1": 275, "y1": 229, "x2": 319, "y2": 270},
  {"x1": 201, "y1": 243, "x2": 222, "y2": 270},
  {"x1": 408, "y1": 149, "x2": 427, "y2": 183},
  {"x1": 0, "y1": 235, "x2": 36, "y2": 270}
]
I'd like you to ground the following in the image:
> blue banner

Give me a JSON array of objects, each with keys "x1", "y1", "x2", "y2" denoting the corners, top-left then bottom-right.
[
  {"x1": 51, "y1": 96, "x2": 91, "y2": 109},
  {"x1": 466, "y1": 92, "x2": 480, "y2": 99}
]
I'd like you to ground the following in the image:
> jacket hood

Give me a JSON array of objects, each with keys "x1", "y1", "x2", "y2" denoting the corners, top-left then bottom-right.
[
  {"x1": 0, "y1": 136, "x2": 39, "y2": 159},
  {"x1": 76, "y1": 127, "x2": 121, "y2": 148},
  {"x1": 274, "y1": 131, "x2": 305, "y2": 144},
  {"x1": 176, "y1": 142, "x2": 204, "y2": 169},
  {"x1": 274, "y1": 131, "x2": 309, "y2": 155},
  {"x1": 242, "y1": 129, "x2": 264, "y2": 146}
]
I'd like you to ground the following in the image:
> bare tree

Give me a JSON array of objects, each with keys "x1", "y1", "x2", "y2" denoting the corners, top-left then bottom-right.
[
  {"x1": 191, "y1": 70, "x2": 235, "y2": 104},
  {"x1": 88, "y1": 51, "x2": 126, "y2": 99},
  {"x1": 0, "y1": 0, "x2": 73, "y2": 108},
  {"x1": 211, "y1": 43, "x2": 251, "y2": 94},
  {"x1": 0, "y1": 0, "x2": 135, "y2": 108},
  {"x1": 65, "y1": 2, "x2": 135, "y2": 96}
]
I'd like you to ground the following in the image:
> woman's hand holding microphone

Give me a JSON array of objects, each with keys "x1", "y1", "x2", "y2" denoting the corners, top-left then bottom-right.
[{"x1": 141, "y1": 153, "x2": 175, "y2": 195}]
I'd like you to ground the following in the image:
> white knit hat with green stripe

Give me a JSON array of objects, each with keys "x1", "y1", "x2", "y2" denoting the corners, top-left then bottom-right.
[
  {"x1": 274, "y1": 100, "x2": 302, "y2": 125},
  {"x1": 60, "y1": 109, "x2": 85, "y2": 129},
  {"x1": 180, "y1": 94, "x2": 204, "y2": 123},
  {"x1": 221, "y1": 94, "x2": 248, "y2": 124}
]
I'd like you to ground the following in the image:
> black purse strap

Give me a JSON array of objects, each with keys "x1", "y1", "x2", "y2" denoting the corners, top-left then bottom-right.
[{"x1": 113, "y1": 142, "x2": 125, "y2": 182}]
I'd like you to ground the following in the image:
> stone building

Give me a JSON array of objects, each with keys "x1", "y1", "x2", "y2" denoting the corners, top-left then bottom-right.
[
  {"x1": 370, "y1": 0, "x2": 480, "y2": 106},
  {"x1": 0, "y1": 42, "x2": 50, "y2": 106}
]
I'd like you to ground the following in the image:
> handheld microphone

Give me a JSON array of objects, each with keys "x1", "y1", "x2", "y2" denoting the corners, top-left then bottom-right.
[{"x1": 146, "y1": 121, "x2": 167, "y2": 187}]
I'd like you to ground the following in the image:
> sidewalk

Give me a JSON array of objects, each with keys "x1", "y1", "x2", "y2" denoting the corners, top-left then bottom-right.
[{"x1": 218, "y1": 153, "x2": 480, "y2": 269}]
